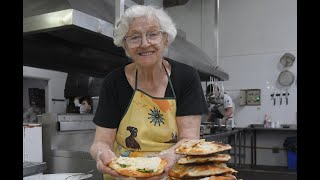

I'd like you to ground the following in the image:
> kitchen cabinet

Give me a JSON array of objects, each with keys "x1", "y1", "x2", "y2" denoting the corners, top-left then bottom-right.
[{"x1": 23, "y1": 124, "x2": 43, "y2": 162}]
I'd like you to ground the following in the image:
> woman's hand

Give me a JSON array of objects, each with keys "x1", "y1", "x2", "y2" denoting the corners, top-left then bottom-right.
[
  {"x1": 95, "y1": 148, "x2": 122, "y2": 177},
  {"x1": 158, "y1": 149, "x2": 181, "y2": 175}
]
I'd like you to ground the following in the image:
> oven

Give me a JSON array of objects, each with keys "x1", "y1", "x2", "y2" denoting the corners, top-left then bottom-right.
[{"x1": 39, "y1": 113, "x2": 102, "y2": 180}]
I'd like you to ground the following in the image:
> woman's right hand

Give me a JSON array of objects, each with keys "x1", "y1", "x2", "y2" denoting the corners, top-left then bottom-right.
[{"x1": 96, "y1": 148, "x2": 122, "y2": 177}]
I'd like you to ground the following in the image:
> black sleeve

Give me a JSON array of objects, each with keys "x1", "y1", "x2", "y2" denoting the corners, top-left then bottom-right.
[
  {"x1": 172, "y1": 62, "x2": 208, "y2": 116},
  {"x1": 93, "y1": 72, "x2": 122, "y2": 128}
]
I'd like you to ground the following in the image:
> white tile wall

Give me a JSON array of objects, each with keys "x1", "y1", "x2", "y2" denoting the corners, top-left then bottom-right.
[
  {"x1": 23, "y1": 66, "x2": 68, "y2": 114},
  {"x1": 219, "y1": 0, "x2": 297, "y2": 58},
  {"x1": 219, "y1": 52, "x2": 297, "y2": 127},
  {"x1": 219, "y1": 0, "x2": 297, "y2": 127},
  {"x1": 168, "y1": 0, "x2": 297, "y2": 167}
]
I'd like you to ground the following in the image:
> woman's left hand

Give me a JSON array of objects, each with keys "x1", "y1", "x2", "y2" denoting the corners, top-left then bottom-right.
[{"x1": 158, "y1": 149, "x2": 181, "y2": 175}]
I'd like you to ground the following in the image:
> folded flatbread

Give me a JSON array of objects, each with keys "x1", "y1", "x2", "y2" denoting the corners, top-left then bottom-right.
[
  {"x1": 175, "y1": 139, "x2": 232, "y2": 155},
  {"x1": 167, "y1": 173, "x2": 237, "y2": 180},
  {"x1": 178, "y1": 154, "x2": 231, "y2": 164},
  {"x1": 108, "y1": 156, "x2": 167, "y2": 178},
  {"x1": 204, "y1": 174, "x2": 237, "y2": 180},
  {"x1": 208, "y1": 174, "x2": 237, "y2": 180},
  {"x1": 168, "y1": 163, "x2": 237, "y2": 179}
]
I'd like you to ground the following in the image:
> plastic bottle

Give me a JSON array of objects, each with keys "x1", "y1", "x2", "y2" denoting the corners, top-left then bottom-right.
[
  {"x1": 263, "y1": 114, "x2": 272, "y2": 128},
  {"x1": 266, "y1": 115, "x2": 272, "y2": 128},
  {"x1": 263, "y1": 114, "x2": 268, "y2": 128}
]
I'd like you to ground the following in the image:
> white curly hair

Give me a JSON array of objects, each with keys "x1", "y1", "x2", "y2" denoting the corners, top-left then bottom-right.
[{"x1": 113, "y1": 5, "x2": 177, "y2": 53}]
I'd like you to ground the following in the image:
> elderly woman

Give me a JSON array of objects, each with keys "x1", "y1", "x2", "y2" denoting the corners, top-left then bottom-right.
[{"x1": 90, "y1": 5, "x2": 208, "y2": 179}]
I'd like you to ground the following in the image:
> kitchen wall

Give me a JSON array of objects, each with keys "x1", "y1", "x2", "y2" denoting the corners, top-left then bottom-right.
[
  {"x1": 167, "y1": 0, "x2": 297, "y2": 127},
  {"x1": 23, "y1": 78, "x2": 47, "y2": 122},
  {"x1": 23, "y1": 78, "x2": 47, "y2": 112},
  {"x1": 166, "y1": 0, "x2": 217, "y2": 65},
  {"x1": 23, "y1": 66, "x2": 68, "y2": 114},
  {"x1": 218, "y1": 0, "x2": 297, "y2": 167},
  {"x1": 166, "y1": 0, "x2": 297, "y2": 167},
  {"x1": 219, "y1": 0, "x2": 297, "y2": 127}
]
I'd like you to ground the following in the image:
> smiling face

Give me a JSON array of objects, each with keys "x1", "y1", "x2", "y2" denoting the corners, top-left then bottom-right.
[{"x1": 124, "y1": 16, "x2": 168, "y2": 67}]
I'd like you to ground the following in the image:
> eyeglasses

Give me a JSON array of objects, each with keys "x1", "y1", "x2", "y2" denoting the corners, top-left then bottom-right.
[{"x1": 124, "y1": 30, "x2": 166, "y2": 48}]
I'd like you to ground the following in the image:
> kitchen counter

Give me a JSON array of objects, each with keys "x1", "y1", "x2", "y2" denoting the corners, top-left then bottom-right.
[
  {"x1": 201, "y1": 129, "x2": 244, "y2": 167},
  {"x1": 243, "y1": 126, "x2": 297, "y2": 168},
  {"x1": 201, "y1": 129, "x2": 242, "y2": 140},
  {"x1": 244, "y1": 127, "x2": 297, "y2": 131},
  {"x1": 23, "y1": 161, "x2": 47, "y2": 177}
]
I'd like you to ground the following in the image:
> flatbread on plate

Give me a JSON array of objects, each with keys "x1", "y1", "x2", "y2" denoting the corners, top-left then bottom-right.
[{"x1": 108, "y1": 156, "x2": 167, "y2": 178}]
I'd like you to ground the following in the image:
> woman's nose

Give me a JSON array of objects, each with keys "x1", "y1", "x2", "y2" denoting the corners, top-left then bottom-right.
[{"x1": 140, "y1": 35, "x2": 151, "y2": 47}]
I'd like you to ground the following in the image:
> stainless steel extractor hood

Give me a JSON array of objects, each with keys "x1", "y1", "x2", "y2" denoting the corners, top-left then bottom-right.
[
  {"x1": 23, "y1": 0, "x2": 129, "y2": 78},
  {"x1": 167, "y1": 32, "x2": 229, "y2": 81},
  {"x1": 23, "y1": 0, "x2": 228, "y2": 81}
]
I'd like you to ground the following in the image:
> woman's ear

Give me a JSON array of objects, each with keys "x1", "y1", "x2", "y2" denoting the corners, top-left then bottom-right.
[
  {"x1": 123, "y1": 42, "x2": 129, "y2": 51},
  {"x1": 163, "y1": 34, "x2": 169, "y2": 47},
  {"x1": 123, "y1": 44, "x2": 131, "y2": 57}
]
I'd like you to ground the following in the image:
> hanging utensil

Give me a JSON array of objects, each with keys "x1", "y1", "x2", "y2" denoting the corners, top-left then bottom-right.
[
  {"x1": 279, "y1": 89, "x2": 282, "y2": 105},
  {"x1": 211, "y1": 77, "x2": 216, "y2": 98},
  {"x1": 220, "y1": 81, "x2": 225, "y2": 99},
  {"x1": 285, "y1": 90, "x2": 289, "y2": 105},
  {"x1": 273, "y1": 89, "x2": 276, "y2": 106},
  {"x1": 278, "y1": 70, "x2": 295, "y2": 105},
  {"x1": 280, "y1": 53, "x2": 295, "y2": 68},
  {"x1": 213, "y1": 77, "x2": 219, "y2": 99}
]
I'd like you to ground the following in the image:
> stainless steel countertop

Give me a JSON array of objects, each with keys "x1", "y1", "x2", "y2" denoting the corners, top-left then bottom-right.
[
  {"x1": 23, "y1": 162, "x2": 47, "y2": 177},
  {"x1": 243, "y1": 127, "x2": 297, "y2": 131},
  {"x1": 201, "y1": 129, "x2": 241, "y2": 140}
]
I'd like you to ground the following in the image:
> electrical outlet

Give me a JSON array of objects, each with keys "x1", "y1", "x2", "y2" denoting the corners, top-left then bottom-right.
[{"x1": 272, "y1": 147, "x2": 280, "y2": 153}]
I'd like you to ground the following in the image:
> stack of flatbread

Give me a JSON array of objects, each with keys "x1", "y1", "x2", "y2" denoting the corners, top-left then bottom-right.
[{"x1": 167, "y1": 139, "x2": 238, "y2": 180}]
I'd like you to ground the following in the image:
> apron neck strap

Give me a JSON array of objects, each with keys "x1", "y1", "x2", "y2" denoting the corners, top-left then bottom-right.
[
  {"x1": 134, "y1": 61, "x2": 176, "y2": 99},
  {"x1": 134, "y1": 69, "x2": 138, "y2": 90},
  {"x1": 162, "y1": 63, "x2": 176, "y2": 99}
]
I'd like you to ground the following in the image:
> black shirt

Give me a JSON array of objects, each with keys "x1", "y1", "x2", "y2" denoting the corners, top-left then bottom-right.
[{"x1": 93, "y1": 59, "x2": 208, "y2": 128}]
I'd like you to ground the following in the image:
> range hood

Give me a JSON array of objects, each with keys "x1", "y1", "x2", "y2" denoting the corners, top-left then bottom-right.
[{"x1": 23, "y1": 0, "x2": 228, "y2": 81}]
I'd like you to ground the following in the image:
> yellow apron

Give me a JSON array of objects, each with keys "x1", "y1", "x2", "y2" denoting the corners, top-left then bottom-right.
[{"x1": 104, "y1": 64, "x2": 178, "y2": 180}]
